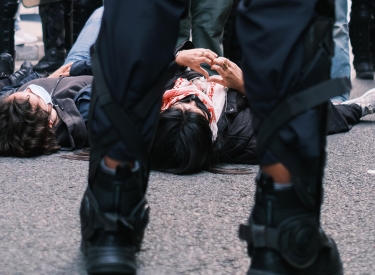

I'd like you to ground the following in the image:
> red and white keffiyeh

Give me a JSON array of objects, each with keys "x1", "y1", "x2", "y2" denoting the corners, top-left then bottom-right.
[{"x1": 161, "y1": 77, "x2": 227, "y2": 140}]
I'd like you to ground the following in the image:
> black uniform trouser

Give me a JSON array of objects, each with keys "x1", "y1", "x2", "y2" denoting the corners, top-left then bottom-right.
[
  {"x1": 0, "y1": 0, "x2": 19, "y2": 59},
  {"x1": 39, "y1": 0, "x2": 103, "y2": 54},
  {"x1": 91, "y1": 0, "x2": 328, "y2": 177}
]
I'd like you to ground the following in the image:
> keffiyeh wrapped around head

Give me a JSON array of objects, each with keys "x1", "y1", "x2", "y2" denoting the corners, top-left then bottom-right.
[{"x1": 161, "y1": 77, "x2": 227, "y2": 140}]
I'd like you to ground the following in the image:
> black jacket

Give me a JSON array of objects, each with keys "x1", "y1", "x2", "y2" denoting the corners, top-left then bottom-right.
[
  {"x1": 166, "y1": 70, "x2": 257, "y2": 164},
  {"x1": 18, "y1": 76, "x2": 93, "y2": 150}
]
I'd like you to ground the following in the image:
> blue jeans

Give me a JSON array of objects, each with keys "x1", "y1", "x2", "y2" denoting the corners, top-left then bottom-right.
[
  {"x1": 331, "y1": 0, "x2": 351, "y2": 103},
  {"x1": 64, "y1": 7, "x2": 104, "y2": 64},
  {"x1": 15, "y1": 4, "x2": 21, "y2": 31}
]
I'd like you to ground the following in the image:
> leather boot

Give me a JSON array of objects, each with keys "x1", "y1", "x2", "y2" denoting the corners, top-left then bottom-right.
[
  {"x1": 80, "y1": 163, "x2": 149, "y2": 274},
  {"x1": 9, "y1": 60, "x2": 34, "y2": 86},
  {"x1": 239, "y1": 172, "x2": 343, "y2": 275},
  {"x1": 33, "y1": 47, "x2": 65, "y2": 73},
  {"x1": 350, "y1": 3, "x2": 374, "y2": 79},
  {"x1": 37, "y1": 2, "x2": 66, "y2": 73}
]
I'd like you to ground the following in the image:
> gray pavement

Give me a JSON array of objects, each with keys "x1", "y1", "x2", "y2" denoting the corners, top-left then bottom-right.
[{"x1": 2, "y1": 12, "x2": 375, "y2": 275}]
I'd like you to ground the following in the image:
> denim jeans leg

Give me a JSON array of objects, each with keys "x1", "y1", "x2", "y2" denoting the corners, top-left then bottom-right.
[
  {"x1": 15, "y1": 4, "x2": 21, "y2": 31},
  {"x1": 330, "y1": 0, "x2": 351, "y2": 103},
  {"x1": 64, "y1": 7, "x2": 104, "y2": 64}
]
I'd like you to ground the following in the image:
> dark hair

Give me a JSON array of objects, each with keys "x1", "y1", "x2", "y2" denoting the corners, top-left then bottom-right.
[
  {"x1": 0, "y1": 95, "x2": 60, "y2": 157},
  {"x1": 150, "y1": 107, "x2": 213, "y2": 174}
]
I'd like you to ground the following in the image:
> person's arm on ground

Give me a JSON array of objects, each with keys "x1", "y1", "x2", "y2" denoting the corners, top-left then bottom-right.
[{"x1": 47, "y1": 63, "x2": 73, "y2": 78}]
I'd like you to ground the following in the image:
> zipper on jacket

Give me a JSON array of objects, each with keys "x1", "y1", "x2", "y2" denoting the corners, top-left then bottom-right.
[{"x1": 50, "y1": 76, "x2": 65, "y2": 110}]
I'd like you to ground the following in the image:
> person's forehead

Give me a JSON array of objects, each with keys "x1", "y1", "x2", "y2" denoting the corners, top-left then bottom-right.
[
  {"x1": 174, "y1": 102, "x2": 205, "y2": 114},
  {"x1": 9, "y1": 91, "x2": 42, "y2": 106}
]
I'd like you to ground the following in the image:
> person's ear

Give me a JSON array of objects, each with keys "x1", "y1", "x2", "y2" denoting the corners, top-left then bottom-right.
[{"x1": 48, "y1": 119, "x2": 54, "y2": 128}]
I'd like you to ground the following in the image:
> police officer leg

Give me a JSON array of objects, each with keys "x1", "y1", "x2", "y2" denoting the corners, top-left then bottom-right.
[
  {"x1": 0, "y1": 0, "x2": 18, "y2": 73},
  {"x1": 237, "y1": 0, "x2": 349, "y2": 274},
  {"x1": 79, "y1": 1, "x2": 188, "y2": 274},
  {"x1": 34, "y1": 2, "x2": 65, "y2": 73},
  {"x1": 72, "y1": 0, "x2": 102, "y2": 43},
  {"x1": 350, "y1": 0, "x2": 374, "y2": 79}
]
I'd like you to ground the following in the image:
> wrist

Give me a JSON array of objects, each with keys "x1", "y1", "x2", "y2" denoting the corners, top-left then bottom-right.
[{"x1": 175, "y1": 51, "x2": 186, "y2": 67}]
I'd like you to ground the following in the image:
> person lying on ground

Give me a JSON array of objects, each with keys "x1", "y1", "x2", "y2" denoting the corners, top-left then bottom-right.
[
  {"x1": 0, "y1": 43, "x2": 372, "y2": 177},
  {"x1": 0, "y1": 62, "x2": 92, "y2": 157},
  {"x1": 149, "y1": 43, "x2": 372, "y2": 174}
]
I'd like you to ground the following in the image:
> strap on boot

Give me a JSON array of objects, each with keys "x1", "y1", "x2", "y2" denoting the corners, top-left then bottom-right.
[
  {"x1": 239, "y1": 214, "x2": 333, "y2": 269},
  {"x1": 81, "y1": 186, "x2": 150, "y2": 241}
]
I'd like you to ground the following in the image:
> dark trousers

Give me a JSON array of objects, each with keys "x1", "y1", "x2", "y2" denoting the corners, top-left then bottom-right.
[
  {"x1": 90, "y1": 0, "x2": 187, "y2": 162},
  {"x1": 328, "y1": 103, "x2": 362, "y2": 135},
  {"x1": 92, "y1": 0, "x2": 330, "y2": 171}
]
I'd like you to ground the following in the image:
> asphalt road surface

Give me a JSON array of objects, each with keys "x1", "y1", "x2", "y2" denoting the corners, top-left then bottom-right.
[{"x1": 1, "y1": 68, "x2": 375, "y2": 274}]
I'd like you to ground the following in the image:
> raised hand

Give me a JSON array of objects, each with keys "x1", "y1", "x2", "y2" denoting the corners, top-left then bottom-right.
[
  {"x1": 175, "y1": 48, "x2": 218, "y2": 79},
  {"x1": 208, "y1": 57, "x2": 245, "y2": 94}
]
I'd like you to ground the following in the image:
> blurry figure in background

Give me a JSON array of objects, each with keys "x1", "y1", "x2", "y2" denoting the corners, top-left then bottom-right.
[
  {"x1": 0, "y1": 0, "x2": 19, "y2": 66},
  {"x1": 223, "y1": 0, "x2": 241, "y2": 66},
  {"x1": 176, "y1": 0, "x2": 233, "y2": 75},
  {"x1": 349, "y1": 0, "x2": 375, "y2": 79},
  {"x1": 72, "y1": 0, "x2": 102, "y2": 43},
  {"x1": 14, "y1": 3, "x2": 38, "y2": 46},
  {"x1": 34, "y1": 1, "x2": 72, "y2": 73},
  {"x1": 34, "y1": 0, "x2": 102, "y2": 73}
]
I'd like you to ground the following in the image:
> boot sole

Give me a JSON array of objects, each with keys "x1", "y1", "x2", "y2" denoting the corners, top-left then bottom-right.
[
  {"x1": 81, "y1": 241, "x2": 137, "y2": 275},
  {"x1": 248, "y1": 269, "x2": 343, "y2": 275},
  {"x1": 356, "y1": 71, "x2": 374, "y2": 79}
]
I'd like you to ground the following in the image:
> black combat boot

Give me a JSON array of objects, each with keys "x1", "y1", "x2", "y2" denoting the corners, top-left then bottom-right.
[
  {"x1": 33, "y1": 47, "x2": 65, "y2": 73},
  {"x1": 350, "y1": 3, "x2": 374, "y2": 79},
  {"x1": 80, "y1": 163, "x2": 150, "y2": 274},
  {"x1": 239, "y1": 171, "x2": 343, "y2": 275},
  {"x1": 9, "y1": 61, "x2": 34, "y2": 86},
  {"x1": 35, "y1": 2, "x2": 67, "y2": 73}
]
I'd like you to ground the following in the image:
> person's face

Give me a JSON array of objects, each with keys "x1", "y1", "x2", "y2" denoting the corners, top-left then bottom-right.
[
  {"x1": 172, "y1": 99, "x2": 208, "y2": 119},
  {"x1": 7, "y1": 88, "x2": 59, "y2": 127}
]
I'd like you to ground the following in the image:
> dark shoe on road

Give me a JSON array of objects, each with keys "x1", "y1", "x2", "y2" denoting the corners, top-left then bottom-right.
[
  {"x1": 353, "y1": 57, "x2": 373, "y2": 79},
  {"x1": 239, "y1": 172, "x2": 343, "y2": 275},
  {"x1": 33, "y1": 47, "x2": 64, "y2": 73},
  {"x1": 9, "y1": 61, "x2": 34, "y2": 86},
  {"x1": 0, "y1": 53, "x2": 14, "y2": 78},
  {"x1": 80, "y1": 164, "x2": 149, "y2": 275}
]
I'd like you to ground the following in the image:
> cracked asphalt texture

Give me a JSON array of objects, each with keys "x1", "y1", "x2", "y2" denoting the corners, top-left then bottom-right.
[{"x1": 2, "y1": 53, "x2": 375, "y2": 274}]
